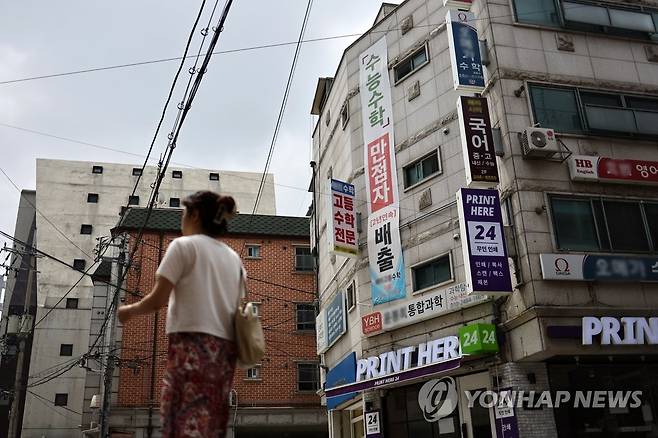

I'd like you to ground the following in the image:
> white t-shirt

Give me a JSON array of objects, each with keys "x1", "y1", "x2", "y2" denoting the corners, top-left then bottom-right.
[{"x1": 156, "y1": 234, "x2": 243, "y2": 341}]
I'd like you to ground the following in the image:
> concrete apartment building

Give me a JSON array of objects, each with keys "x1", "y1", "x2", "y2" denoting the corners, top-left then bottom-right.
[
  {"x1": 311, "y1": 1, "x2": 658, "y2": 437},
  {"x1": 83, "y1": 208, "x2": 326, "y2": 437},
  {"x1": 21, "y1": 159, "x2": 275, "y2": 437}
]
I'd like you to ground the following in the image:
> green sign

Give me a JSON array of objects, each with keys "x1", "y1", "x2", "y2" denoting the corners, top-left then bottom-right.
[{"x1": 459, "y1": 323, "x2": 498, "y2": 355}]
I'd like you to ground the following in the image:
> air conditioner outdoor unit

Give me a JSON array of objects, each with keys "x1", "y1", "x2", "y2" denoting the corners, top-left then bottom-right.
[{"x1": 521, "y1": 127, "x2": 560, "y2": 158}]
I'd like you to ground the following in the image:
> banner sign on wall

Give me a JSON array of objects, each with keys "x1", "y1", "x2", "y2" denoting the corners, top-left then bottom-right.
[
  {"x1": 446, "y1": 10, "x2": 485, "y2": 91},
  {"x1": 361, "y1": 282, "x2": 489, "y2": 336},
  {"x1": 329, "y1": 179, "x2": 358, "y2": 257},
  {"x1": 316, "y1": 291, "x2": 347, "y2": 354},
  {"x1": 540, "y1": 253, "x2": 658, "y2": 282},
  {"x1": 568, "y1": 155, "x2": 658, "y2": 185},
  {"x1": 359, "y1": 37, "x2": 406, "y2": 305},
  {"x1": 494, "y1": 389, "x2": 520, "y2": 438},
  {"x1": 316, "y1": 311, "x2": 327, "y2": 354},
  {"x1": 457, "y1": 188, "x2": 513, "y2": 295},
  {"x1": 457, "y1": 96, "x2": 499, "y2": 187},
  {"x1": 326, "y1": 352, "x2": 358, "y2": 410}
]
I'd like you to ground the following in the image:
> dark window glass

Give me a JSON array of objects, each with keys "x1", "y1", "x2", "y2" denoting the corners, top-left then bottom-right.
[
  {"x1": 132, "y1": 168, "x2": 143, "y2": 176},
  {"x1": 530, "y1": 85, "x2": 583, "y2": 134},
  {"x1": 172, "y1": 170, "x2": 182, "y2": 179},
  {"x1": 246, "y1": 366, "x2": 260, "y2": 379},
  {"x1": 80, "y1": 224, "x2": 93, "y2": 235},
  {"x1": 644, "y1": 203, "x2": 658, "y2": 250},
  {"x1": 550, "y1": 198, "x2": 599, "y2": 250},
  {"x1": 128, "y1": 195, "x2": 139, "y2": 206},
  {"x1": 92, "y1": 166, "x2": 103, "y2": 174},
  {"x1": 347, "y1": 282, "x2": 356, "y2": 310},
  {"x1": 295, "y1": 247, "x2": 314, "y2": 272},
  {"x1": 66, "y1": 298, "x2": 79, "y2": 309},
  {"x1": 72, "y1": 259, "x2": 86, "y2": 271},
  {"x1": 54, "y1": 393, "x2": 68, "y2": 406},
  {"x1": 60, "y1": 344, "x2": 73, "y2": 356},
  {"x1": 394, "y1": 46, "x2": 429, "y2": 83},
  {"x1": 592, "y1": 200, "x2": 611, "y2": 250},
  {"x1": 87, "y1": 193, "x2": 99, "y2": 203},
  {"x1": 297, "y1": 363, "x2": 319, "y2": 392},
  {"x1": 169, "y1": 198, "x2": 180, "y2": 208},
  {"x1": 513, "y1": 0, "x2": 559, "y2": 26},
  {"x1": 296, "y1": 304, "x2": 316, "y2": 331},
  {"x1": 603, "y1": 201, "x2": 650, "y2": 251},
  {"x1": 581, "y1": 92, "x2": 623, "y2": 108},
  {"x1": 412, "y1": 255, "x2": 452, "y2": 291},
  {"x1": 626, "y1": 96, "x2": 658, "y2": 111},
  {"x1": 246, "y1": 245, "x2": 260, "y2": 258},
  {"x1": 404, "y1": 151, "x2": 440, "y2": 188},
  {"x1": 209, "y1": 172, "x2": 219, "y2": 181}
]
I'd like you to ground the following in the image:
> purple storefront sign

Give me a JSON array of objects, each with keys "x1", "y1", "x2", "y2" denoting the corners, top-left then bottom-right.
[
  {"x1": 457, "y1": 188, "x2": 513, "y2": 295},
  {"x1": 495, "y1": 388, "x2": 520, "y2": 438},
  {"x1": 325, "y1": 358, "x2": 461, "y2": 398}
]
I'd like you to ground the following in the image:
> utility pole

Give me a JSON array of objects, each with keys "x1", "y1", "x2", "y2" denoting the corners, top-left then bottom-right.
[
  {"x1": 99, "y1": 235, "x2": 126, "y2": 438},
  {"x1": 7, "y1": 248, "x2": 38, "y2": 438}
]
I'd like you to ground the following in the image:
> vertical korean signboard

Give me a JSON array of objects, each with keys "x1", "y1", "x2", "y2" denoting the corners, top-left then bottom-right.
[
  {"x1": 329, "y1": 179, "x2": 358, "y2": 257},
  {"x1": 457, "y1": 188, "x2": 512, "y2": 295},
  {"x1": 446, "y1": 10, "x2": 485, "y2": 91},
  {"x1": 359, "y1": 37, "x2": 406, "y2": 305},
  {"x1": 457, "y1": 96, "x2": 499, "y2": 187}
]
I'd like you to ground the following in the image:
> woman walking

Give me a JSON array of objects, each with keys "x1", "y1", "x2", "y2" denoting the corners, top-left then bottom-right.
[{"x1": 118, "y1": 191, "x2": 242, "y2": 437}]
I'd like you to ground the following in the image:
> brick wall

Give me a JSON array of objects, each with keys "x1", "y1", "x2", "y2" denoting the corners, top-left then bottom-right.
[{"x1": 117, "y1": 230, "x2": 320, "y2": 409}]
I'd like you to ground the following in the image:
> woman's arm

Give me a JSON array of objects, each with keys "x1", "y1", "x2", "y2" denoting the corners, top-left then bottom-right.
[{"x1": 118, "y1": 275, "x2": 174, "y2": 323}]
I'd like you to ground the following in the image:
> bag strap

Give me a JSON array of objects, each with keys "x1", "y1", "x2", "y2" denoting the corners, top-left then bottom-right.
[{"x1": 237, "y1": 265, "x2": 247, "y2": 308}]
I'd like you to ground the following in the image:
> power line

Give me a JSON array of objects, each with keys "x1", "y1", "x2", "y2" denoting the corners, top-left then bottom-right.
[{"x1": 26, "y1": 390, "x2": 83, "y2": 418}]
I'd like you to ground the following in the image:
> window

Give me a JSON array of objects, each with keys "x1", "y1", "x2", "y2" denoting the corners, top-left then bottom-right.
[
  {"x1": 403, "y1": 150, "x2": 441, "y2": 188},
  {"x1": 297, "y1": 363, "x2": 319, "y2": 392},
  {"x1": 347, "y1": 282, "x2": 356, "y2": 312},
  {"x1": 209, "y1": 172, "x2": 219, "y2": 181},
  {"x1": 169, "y1": 197, "x2": 180, "y2": 208},
  {"x1": 92, "y1": 165, "x2": 103, "y2": 174},
  {"x1": 54, "y1": 393, "x2": 68, "y2": 406},
  {"x1": 80, "y1": 224, "x2": 93, "y2": 235},
  {"x1": 72, "y1": 259, "x2": 86, "y2": 271},
  {"x1": 412, "y1": 254, "x2": 453, "y2": 292},
  {"x1": 513, "y1": 0, "x2": 658, "y2": 40},
  {"x1": 250, "y1": 303, "x2": 261, "y2": 318},
  {"x1": 341, "y1": 102, "x2": 349, "y2": 129},
  {"x1": 132, "y1": 167, "x2": 143, "y2": 176},
  {"x1": 87, "y1": 193, "x2": 99, "y2": 203},
  {"x1": 246, "y1": 366, "x2": 261, "y2": 380},
  {"x1": 66, "y1": 298, "x2": 79, "y2": 309},
  {"x1": 529, "y1": 84, "x2": 658, "y2": 137},
  {"x1": 128, "y1": 195, "x2": 139, "y2": 206},
  {"x1": 246, "y1": 245, "x2": 261, "y2": 259},
  {"x1": 172, "y1": 170, "x2": 182, "y2": 179},
  {"x1": 549, "y1": 195, "x2": 658, "y2": 252},
  {"x1": 294, "y1": 246, "x2": 314, "y2": 272},
  {"x1": 394, "y1": 45, "x2": 429, "y2": 83},
  {"x1": 296, "y1": 303, "x2": 316, "y2": 331},
  {"x1": 59, "y1": 344, "x2": 73, "y2": 356}
]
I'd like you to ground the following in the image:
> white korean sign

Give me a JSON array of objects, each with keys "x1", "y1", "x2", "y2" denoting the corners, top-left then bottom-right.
[
  {"x1": 365, "y1": 411, "x2": 381, "y2": 435},
  {"x1": 316, "y1": 311, "x2": 328, "y2": 354},
  {"x1": 359, "y1": 37, "x2": 406, "y2": 305},
  {"x1": 329, "y1": 179, "x2": 358, "y2": 257}
]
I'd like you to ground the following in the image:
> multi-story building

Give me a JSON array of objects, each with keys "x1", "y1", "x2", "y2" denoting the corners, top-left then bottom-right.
[
  {"x1": 311, "y1": 1, "x2": 658, "y2": 437},
  {"x1": 21, "y1": 158, "x2": 276, "y2": 437},
  {"x1": 86, "y1": 207, "x2": 327, "y2": 437}
]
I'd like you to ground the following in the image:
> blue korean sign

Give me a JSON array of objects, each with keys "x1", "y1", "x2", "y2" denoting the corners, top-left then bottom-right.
[
  {"x1": 540, "y1": 253, "x2": 658, "y2": 282},
  {"x1": 326, "y1": 291, "x2": 346, "y2": 348},
  {"x1": 326, "y1": 352, "x2": 357, "y2": 410},
  {"x1": 457, "y1": 188, "x2": 513, "y2": 295},
  {"x1": 446, "y1": 10, "x2": 485, "y2": 91}
]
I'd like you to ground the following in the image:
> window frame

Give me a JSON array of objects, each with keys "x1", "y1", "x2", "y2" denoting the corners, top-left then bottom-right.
[
  {"x1": 341, "y1": 101, "x2": 350, "y2": 129},
  {"x1": 92, "y1": 165, "x2": 103, "y2": 174},
  {"x1": 132, "y1": 167, "x2": 143, "y2": 176},
  {"x1": 294, "y1": 245, "x2": 314, "y2": 273},
  {"x1": 402, "y1": 149, "x2": 443, "y2": 191},
  {"x1": 54, "y1": 393, "x2": 68, "y2": 406},
  {"x1": 59, "y1": 344, "x2": 73, "y2": 357},
  {"x1": 295, "y1": 303, "x2": 316, "y2": 331},
  {"x1": 245, "y1": 365, "x2": 262, "y2": 381},
  {"x1": 128, "y1": 195, "x2": 140, "y2": 206},
  {"x1": 66, "y1": 298, "x2": 79, "y2": 309},
  {"x1": 296, "y1": 362, "x2": 320, "y2": 392},
  {"x1": 172, "y1": 170, "x2": 183, "y2": 179},
  {"x1": 393, "y1": 44, "x2": 430, "y2": 85},
  {"x1": 548, "y1": 193, "x2": 658, "y2": 253},
  {"x1": 80, "y1": 224, "x2": 93, "y2": 235},
  {"x1": 410, "y1": 252, "x2": 454, "y2": 294},
  {"x1": 87, "y1": 193, "x2": 99, "y2": 203},
  {"x1": 169, "y1": 197, "x2": 180, "y2": 208},
  {"x1": 72, "y1": 259, "x2": 86, "y2": 271},
  {"x1": 346, "y1": 281, "x2": 356, "y2": 313},
  {"x1": 245, "y1": 244, "x2": 262, "y2": 259},
  {"x1": 209, "y1": 172, "x2": 220, "y2": 181}
]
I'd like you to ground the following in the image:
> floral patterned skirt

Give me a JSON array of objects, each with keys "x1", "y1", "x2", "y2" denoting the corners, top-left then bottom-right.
[{"x1": 161, "y1": 332, "x2": 237, "y2": 438}]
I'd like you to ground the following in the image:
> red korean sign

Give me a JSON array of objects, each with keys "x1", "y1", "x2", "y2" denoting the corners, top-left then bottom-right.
[
  {"x1": 367, "y1": 134, "x2": 394, "y2": 213},
  {"x1": 361, "y1": 312, "x2": 382, "y2": 335},
  {"x1": 329, "y1": 179, "x2": 358, "y2": 257},
  {"x1": 569, "y1": 155, "x2": 658, "y2": 185}
]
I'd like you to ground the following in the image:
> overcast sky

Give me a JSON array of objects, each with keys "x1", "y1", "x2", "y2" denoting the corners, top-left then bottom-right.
[{"x1": 0, "y1": 0, "x2": 390, "y2": 250}]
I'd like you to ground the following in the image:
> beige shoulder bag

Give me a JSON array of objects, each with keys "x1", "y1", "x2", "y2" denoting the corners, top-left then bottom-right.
[{"x1": 234, "y1": 268, "x2": 265, "y2": 368}]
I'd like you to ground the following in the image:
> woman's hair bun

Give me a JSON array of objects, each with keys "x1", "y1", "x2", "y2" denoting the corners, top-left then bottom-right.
[{"x1": 215, "y1": 196, "x2": 237, "y2": 224}]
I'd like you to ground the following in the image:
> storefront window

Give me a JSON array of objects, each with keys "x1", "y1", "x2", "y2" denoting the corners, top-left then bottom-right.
[{"x1": 550, "y1": 198, "x2": 600, "y2": 251}]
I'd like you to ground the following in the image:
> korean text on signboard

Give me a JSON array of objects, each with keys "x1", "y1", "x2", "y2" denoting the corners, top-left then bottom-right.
[
  {"x1": 457, "y1": 96, "x2": 499, "y2": 187},
  {"x1": 359, "y1": 37, "x2": 406, "y2": 305},
  {"x1": 568, "y1": 155, "x2": 658, "y2": 186},
  {"x1": 329, "y1": 179, "x2": 358, "y2": 257},
  {"x1": 457, "y1": 188, "x2": 513, "y2": 295},
  {"x1": 540, "y1": 253, "x2": 658, "y2": 283},
  {"x1": 326, "y1": 291, "x2": 347, "y2": 348},
  {"x1": 446, "y1": 10, "x2": 485, "y2": 91}
]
